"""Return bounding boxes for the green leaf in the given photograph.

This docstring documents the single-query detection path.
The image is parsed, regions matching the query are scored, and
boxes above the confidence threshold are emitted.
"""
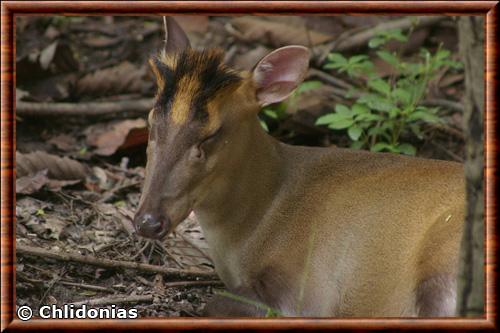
[384,29,408,42]
[346,88,360,99]
[388,107,401,119]
[296,81,322,94]
[397,143,417,155]
[358,94,395,112]
[349,55,369,64]
[350,141,364,149]
[407,110,442,123]
[328,118,354,129]
[263,109,278,119]
[371,142,393,152]
[260,119,269,132]
[355,113,384,122]
[352,104,369,115]
[410,124,424,139]
[316,113,340,125]
[392,88,411,105]
[444,59,463,70]
[114,200,126,207]
[369,36,386,48]
[402,63,425,77]
[368,79,391,96]
[435,49,451,61]
[324,63,344,70]
[327,53,348,64]
[335,104,352,117]
[376,50,399,67]
[348,126,363,141]
[368,126,389,136]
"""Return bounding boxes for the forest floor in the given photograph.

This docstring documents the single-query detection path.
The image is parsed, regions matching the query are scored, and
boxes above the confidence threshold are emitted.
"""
[15,15,465,317]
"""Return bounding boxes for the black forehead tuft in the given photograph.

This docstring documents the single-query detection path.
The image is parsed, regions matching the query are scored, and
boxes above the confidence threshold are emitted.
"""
[150,48,243,117]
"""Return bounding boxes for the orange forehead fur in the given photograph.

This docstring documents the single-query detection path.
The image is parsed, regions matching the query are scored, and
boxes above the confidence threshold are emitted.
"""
[150,48,244,130]
[148,58,165,94]
[170,75,200,125]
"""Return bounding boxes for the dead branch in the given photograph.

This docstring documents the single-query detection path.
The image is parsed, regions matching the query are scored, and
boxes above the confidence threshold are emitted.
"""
[429,141,464,162]
[16,99,153,117]
[163,280,224,288]
[17,244,217,279]
[72,294,153,306]
[422,98,464,114]
[18,274,116,293]
[336,16,446,52]
[318,16,445,64]
[308,68,354,91]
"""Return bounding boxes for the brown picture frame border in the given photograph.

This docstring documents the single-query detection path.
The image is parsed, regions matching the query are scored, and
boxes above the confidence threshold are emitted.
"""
[1,1,497,331]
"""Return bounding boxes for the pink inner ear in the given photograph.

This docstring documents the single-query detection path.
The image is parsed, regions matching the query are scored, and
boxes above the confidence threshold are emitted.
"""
[253,46,310,106]
[256,81,297,105]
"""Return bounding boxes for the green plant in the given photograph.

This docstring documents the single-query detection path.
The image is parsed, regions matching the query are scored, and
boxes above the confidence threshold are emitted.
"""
[215,290,282,317]
[316,28,462,155]
[260,80,322,132]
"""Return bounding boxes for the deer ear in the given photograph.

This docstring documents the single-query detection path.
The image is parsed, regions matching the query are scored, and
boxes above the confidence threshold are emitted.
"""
[252,46,310,106]
[164,17,191,55]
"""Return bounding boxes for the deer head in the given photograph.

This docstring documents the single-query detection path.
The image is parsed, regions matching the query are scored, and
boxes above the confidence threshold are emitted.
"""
[133,17,310,239]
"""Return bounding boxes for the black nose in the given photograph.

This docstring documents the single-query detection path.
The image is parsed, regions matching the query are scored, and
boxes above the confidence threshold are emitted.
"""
[134,213,169,239]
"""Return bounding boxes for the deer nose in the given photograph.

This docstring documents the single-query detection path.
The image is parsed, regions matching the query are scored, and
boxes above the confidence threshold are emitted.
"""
[134,213,170,239]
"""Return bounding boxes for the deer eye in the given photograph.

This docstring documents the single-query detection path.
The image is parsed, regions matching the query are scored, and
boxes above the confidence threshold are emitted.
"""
[200,128,222,146]
[190,128,222,162]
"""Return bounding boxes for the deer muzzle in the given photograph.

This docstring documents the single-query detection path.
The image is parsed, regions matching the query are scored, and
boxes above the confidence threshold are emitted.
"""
[133,212,170,239]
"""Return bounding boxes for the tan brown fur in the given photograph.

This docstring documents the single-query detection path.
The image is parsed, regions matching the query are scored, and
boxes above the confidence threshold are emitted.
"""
[138,47,465,318]
[188,76,465,316]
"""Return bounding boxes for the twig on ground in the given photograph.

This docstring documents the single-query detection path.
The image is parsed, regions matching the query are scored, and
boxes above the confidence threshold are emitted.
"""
[59,280,116,292]
[38,267,65,308]
[72,294,153,306]
[155,241,185,268]
[17,244,217,279]
[308,68,354,91]
[429,141,464,162]
[422,98,464,114]
[317,16,445,64]
[16,99,153,117]
[163,280,224,288]
[98,181,141,203]
[18,274,116,293]
[427,123,465,141]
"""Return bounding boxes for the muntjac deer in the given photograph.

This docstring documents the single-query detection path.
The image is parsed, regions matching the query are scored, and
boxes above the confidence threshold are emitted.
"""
[134,17,465,317]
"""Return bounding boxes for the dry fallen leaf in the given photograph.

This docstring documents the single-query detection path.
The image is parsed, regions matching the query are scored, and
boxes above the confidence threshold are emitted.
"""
[228,17,333,48]
[231,45,270,71]
[16,151,89,180]
[175,16,209,33]
[25,216,68,240]
[47,134,77,151]
[16,170,49,195]
[86,118,147,156]
[45,179,81,192]
[16,40,79,85]
[75,62,148,97]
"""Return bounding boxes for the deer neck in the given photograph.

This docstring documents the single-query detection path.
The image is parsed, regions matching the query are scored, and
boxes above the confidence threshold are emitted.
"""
[193,116,285,250]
